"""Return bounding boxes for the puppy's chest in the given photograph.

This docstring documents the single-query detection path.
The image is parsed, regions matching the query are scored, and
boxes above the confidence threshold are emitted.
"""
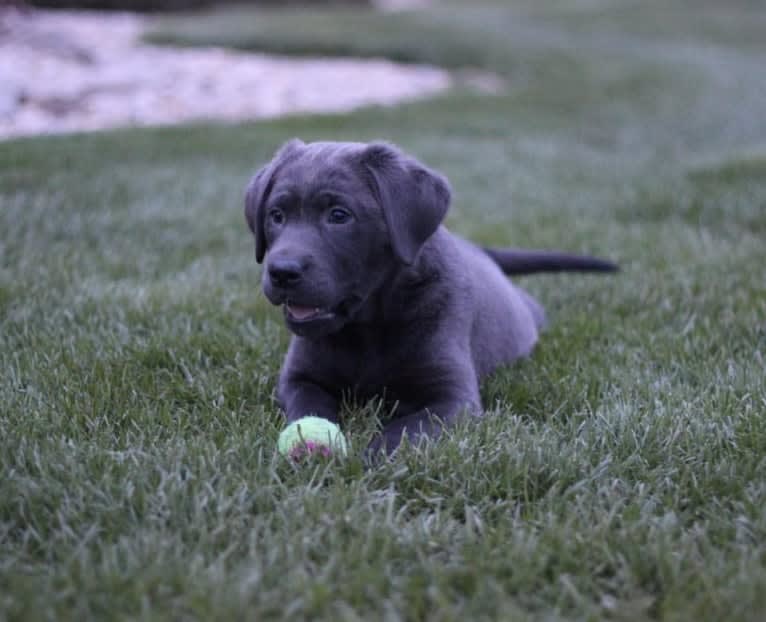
[322,334,420,401]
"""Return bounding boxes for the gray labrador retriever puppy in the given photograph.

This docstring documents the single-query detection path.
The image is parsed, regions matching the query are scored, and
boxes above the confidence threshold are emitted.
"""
[245,139,616,455]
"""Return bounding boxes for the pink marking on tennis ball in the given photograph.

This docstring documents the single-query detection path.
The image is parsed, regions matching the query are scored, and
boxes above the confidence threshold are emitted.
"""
[288,440,333,460]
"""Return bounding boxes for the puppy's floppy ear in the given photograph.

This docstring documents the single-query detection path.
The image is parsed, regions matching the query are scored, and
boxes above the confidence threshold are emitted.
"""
[360,142,451,265]
[244,139,305,263]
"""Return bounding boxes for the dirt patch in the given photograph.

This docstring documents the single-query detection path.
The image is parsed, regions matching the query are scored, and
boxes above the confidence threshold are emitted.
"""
[0,6,453,139]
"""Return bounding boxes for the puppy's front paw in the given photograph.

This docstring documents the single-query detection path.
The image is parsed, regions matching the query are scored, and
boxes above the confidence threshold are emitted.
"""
[364,421,416,463]
[364,433,389,460]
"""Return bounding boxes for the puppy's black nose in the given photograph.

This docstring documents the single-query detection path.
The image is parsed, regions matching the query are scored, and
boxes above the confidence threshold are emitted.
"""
[268,259,303,288]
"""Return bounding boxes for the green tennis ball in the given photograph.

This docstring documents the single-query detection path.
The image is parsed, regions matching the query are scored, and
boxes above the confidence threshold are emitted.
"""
[277,416,348,459]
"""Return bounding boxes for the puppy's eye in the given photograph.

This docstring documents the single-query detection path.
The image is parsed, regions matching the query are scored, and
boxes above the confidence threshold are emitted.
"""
[268,208,285,225]
[327,207,352,225]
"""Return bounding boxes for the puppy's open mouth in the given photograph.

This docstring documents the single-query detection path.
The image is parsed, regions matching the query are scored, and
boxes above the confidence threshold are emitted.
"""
[284,303,335,323]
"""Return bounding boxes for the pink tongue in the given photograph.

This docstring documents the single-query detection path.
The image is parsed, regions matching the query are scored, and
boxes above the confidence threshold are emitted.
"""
[288,305,318,320]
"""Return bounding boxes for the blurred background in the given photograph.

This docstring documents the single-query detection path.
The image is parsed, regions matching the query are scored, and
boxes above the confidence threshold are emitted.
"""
[25,0,372,9]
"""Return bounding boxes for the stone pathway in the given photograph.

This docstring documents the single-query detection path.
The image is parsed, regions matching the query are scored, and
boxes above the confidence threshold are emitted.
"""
[0,5,452,140]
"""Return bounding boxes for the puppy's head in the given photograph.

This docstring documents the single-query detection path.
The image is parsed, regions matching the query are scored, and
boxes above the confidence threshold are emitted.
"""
[245,139,450,338]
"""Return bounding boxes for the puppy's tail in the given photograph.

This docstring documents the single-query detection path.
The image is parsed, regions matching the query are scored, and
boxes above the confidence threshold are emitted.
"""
[484,247,618,275]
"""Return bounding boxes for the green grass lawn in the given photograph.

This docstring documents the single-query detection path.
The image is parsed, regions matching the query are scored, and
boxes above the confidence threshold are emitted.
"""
[3,0,766,619]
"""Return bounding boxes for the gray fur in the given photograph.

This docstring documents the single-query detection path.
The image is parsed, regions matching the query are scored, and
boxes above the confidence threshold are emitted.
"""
[245,140,614,456]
